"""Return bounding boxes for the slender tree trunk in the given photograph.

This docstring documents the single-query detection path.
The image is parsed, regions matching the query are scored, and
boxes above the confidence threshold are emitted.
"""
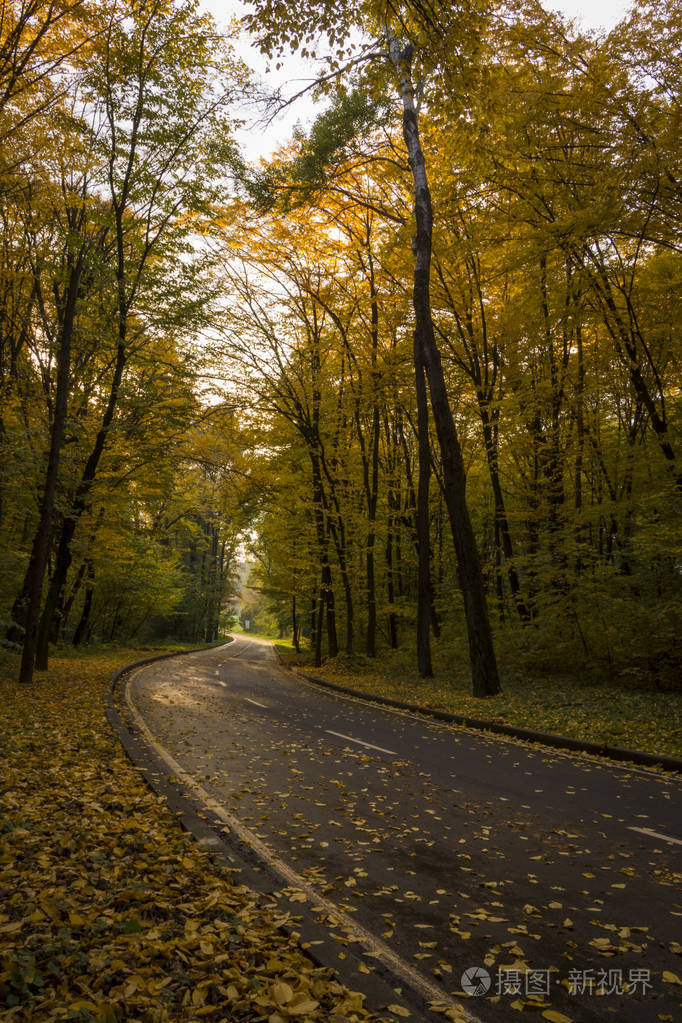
[389,40,500,696]
[35,337,127,668]
[310,596,318,663]
[324,563,338,657]
[587,257,681,490]
[493,518,505,621]
[310,451,338,662]
[314,582,325,667]
[215,538,227,638]
[414,345,433,677]
[108,601,122,642]
[204,523,218,643]
[318,474,354,654]
[574,322,586,573]
[292,593,300,652]
[385,505,399,648]
[365,501,377,656]
[382,408,400,649]
[18,254,83,683]
[365,251,381,657]
[340,565,354,654]
[59,554,88,638]
[479,405,530,621]
[72,562,94,647]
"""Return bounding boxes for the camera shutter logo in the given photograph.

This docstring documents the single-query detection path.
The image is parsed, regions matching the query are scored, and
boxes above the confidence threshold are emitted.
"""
[461,966,491,996]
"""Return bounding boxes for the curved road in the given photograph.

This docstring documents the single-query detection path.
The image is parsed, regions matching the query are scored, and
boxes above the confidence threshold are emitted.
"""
[125,636,682,1023]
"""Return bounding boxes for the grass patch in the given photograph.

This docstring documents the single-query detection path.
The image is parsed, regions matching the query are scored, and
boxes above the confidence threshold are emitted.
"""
[232,627,296,647]
[0,647,374,1022]
[282,647,682,760]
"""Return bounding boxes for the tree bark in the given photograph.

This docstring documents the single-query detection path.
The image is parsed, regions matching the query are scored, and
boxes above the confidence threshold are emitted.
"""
[35,335,127,669]
[17,251,83,683]
[414,343,433,677]
[72,562,94,647]
[310,449,338,663]
[365,248,381,656]
[479,404,530,621]
[389,39,500,696]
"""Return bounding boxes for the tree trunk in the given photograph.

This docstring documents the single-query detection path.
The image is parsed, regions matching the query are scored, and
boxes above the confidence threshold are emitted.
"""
[479,404,530,621]
[324,562,338,658]
[310,450,338,660]
[18,253,83,684]
[314,583,324,667]
[310,596,319,664]
[72,562,95,647]
[587,257,681,491]
[318,473,354,654]
[292,593,300,652]
[414,343,433,677]
[389,40,500,696]
[35,337,127,669]
[365,250,381,657]
[59,554,88,639]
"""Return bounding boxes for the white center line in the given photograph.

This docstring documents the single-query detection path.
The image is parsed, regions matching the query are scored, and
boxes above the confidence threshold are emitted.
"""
[629,826,682,846]
[124,673,481,1023]
[245,697,267,708]
[325,729,397,756]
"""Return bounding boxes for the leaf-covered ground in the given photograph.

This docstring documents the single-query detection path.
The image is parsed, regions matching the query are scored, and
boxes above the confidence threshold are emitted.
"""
[0,649,378,1023]
[277,649,682,761]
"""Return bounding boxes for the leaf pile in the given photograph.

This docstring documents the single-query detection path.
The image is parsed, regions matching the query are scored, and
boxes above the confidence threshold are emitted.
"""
[281,650,682,760]
[0,650,377,1023]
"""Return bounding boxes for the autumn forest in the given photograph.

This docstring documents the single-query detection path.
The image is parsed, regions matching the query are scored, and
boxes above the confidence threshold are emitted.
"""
[1,0,680,698]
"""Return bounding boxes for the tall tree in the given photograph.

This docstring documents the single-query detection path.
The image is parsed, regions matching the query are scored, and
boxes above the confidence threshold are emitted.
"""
[28,0,241,675]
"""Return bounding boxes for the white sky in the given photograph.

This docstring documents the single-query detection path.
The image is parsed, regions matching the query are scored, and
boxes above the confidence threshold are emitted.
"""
[201,0,634,159]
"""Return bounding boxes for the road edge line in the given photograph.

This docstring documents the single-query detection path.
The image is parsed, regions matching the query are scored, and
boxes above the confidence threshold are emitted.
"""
[290,670,682,775]
[105,647,484,1023]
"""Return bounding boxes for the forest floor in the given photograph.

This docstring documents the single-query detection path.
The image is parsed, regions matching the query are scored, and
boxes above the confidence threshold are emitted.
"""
[276,646,682,761]
[0,646,378,1023]
[3,640,677,1020]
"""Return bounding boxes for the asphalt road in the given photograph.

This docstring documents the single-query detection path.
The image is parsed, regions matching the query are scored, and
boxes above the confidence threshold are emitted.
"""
[127,636,682,1023]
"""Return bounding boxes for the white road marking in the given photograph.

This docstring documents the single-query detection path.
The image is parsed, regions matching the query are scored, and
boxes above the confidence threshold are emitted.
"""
[629,826,682,846]
[295,674,677,782]
[245,698,267,708]
[124,670,480,1023]
[325,729,397,756]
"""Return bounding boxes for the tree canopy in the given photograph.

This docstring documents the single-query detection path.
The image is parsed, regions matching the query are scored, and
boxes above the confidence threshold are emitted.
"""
[0,0,680,697]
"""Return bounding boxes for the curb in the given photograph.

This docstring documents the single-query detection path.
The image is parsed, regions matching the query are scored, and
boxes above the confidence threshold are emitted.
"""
[293,671,682,775]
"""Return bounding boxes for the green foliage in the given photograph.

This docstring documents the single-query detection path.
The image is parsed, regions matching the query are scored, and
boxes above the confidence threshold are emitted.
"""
[1,0,681,712]
[224,0,682,707]
[242,82,392,211]
[287,85,391,192]
[0,0,247,664]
